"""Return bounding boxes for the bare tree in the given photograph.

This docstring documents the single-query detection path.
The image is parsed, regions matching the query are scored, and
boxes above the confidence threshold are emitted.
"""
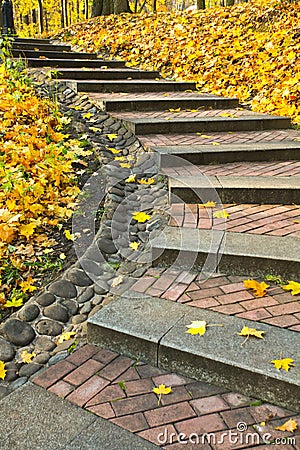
[91,0,131,16]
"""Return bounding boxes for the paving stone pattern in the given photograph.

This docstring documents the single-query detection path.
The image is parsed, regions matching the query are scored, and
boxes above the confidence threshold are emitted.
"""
[164,161,300,178]
[168,203,300,237]
[33,344,300,449]
[139,130,300,147]
[131,268,300,331]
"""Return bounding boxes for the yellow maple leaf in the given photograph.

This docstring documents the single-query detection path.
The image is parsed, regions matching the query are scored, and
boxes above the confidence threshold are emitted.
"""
[120,163,131,168]
[239,326,265,339]
[0,361,7,380]
[275,418,298,432]
[132,211,151,223]
[114,156,125,161]
[83,112,93,119]
[153,384,172,406]
[220,112,235,117]
[106,133,118,141]
[199,201,216,208]
[196,133,211,138]
[213,210,229,219]
[57,331,76,344]
[107,147,121,154]
[59,253,66,260]
[153,384,172,395]
[137,178,155,185]
[282,280,300,296]
[21,350,36,364]
[271,357,295,371]
[19,276,37,293]
[244,279,269,297]
[125,174,136,183]
[186,320,207,335]
[4,297,23,308]
[130,241,140,250]
[186,109,199,112]
[64,229,75,241]
[89,126,101,132]
[168,107,181,112]
[19,223,37,240]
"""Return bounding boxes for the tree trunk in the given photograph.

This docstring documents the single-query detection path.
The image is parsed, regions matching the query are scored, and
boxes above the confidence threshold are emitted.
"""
[197,0,205,9]
[85,0,89,18]
[37,0,43,33]
[61,0,65,27]
[226,0,234,5]
[91,0,131,16]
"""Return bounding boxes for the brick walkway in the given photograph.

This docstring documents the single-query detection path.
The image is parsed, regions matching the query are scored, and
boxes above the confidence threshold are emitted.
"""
[168,203,300,237]
[139,130,300,147]
[114,108,261,120]
[131,268,300,331]
[164,161,300,177]
[33,344,300,449]
[89,91,226,101]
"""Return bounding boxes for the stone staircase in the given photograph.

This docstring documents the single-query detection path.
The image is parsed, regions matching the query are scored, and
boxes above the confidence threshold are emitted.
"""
[12,37,300,411]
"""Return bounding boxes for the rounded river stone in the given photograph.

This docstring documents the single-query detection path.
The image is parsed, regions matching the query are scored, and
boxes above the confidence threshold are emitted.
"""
[3,319,35,346]
[49,280,77,298]
[36,319,63,336]
[44,305,70,323]
[0,337,15,361]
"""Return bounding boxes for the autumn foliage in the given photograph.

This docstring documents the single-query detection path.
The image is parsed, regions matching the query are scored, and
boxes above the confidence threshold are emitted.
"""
[58,0,300,124]
[0,65,82,311]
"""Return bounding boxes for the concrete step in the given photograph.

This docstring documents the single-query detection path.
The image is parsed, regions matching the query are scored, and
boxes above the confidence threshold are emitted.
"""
[150,226,300,279]
[12,49,98,60]
[5,37,50,44]
[12,42,71,52]
[55,68,160,80]
[169,174,300,204]
[87,293,300,411]
[67,79,197,93]
[156,141,300,165]
[102,95,239,112]
[119,115,291,135]
[25,58,126,68]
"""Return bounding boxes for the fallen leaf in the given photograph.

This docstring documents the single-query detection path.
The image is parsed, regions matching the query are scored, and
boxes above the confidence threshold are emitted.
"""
[120,163,131,168]
[19,223,37,240]
[153,384,172,406]
[244,279,269,297]
[111,275,124,287]
[168,107,181,112]
[239,326,265,339]
[107,147,121,154]
[132,211,151,223]
[0,361,7,380]
[125,174,136,183]
[282,280,300,295]
[83,113,93,119]
[196,133,211,138]
[106,133,118,141]
[137,178,155,185]
[212,142,220,146]
[198,201,216,208]
[186,320,207,335]
[275,418,298,432]
[59,253,66,260]
[213,210,229,219]
[57,332,76,344]
[64,229,75,241]
[271,357,295,371]
[153,384,172,395]
[20,350,36,364]
[130,241,140,250]
[4,297,23,308]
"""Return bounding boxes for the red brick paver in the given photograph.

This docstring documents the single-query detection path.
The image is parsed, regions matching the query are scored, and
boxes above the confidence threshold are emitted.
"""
[131,268,300,331]
[32,344,300,448]
[167,203,300,237]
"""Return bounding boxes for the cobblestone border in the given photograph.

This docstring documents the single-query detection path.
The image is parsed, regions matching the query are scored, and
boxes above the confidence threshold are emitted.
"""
[0,68,169,394]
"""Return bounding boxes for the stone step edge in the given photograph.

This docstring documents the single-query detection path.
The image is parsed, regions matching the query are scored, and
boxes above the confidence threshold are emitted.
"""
[87,293,300,412]
[150,227,300,278]
[169,175,300,204]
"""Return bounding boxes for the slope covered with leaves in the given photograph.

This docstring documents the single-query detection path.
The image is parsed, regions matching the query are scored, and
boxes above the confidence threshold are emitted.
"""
[0,65,85,314]
[58,0,300,124]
